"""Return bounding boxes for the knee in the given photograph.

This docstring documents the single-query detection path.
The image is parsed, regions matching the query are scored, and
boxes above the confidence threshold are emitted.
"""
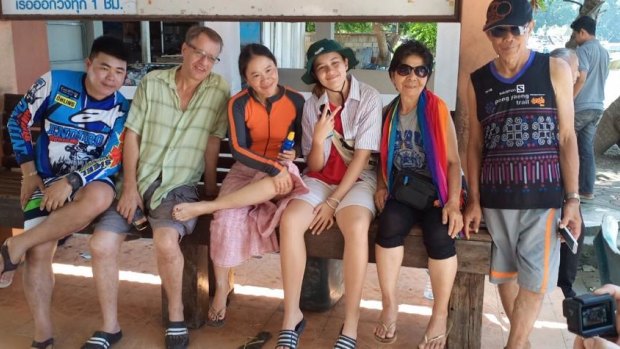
[89,234,120,260]
[424,235,456,260]
[154,237,181,261]
[80,185,114,215]
[25,242,56,265]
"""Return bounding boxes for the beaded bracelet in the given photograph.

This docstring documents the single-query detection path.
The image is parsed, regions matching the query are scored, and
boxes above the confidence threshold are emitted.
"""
[325,200,338,210]
[326,197,341,206]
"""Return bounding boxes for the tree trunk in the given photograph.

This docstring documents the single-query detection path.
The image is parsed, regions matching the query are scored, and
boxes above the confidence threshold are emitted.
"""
[373,23,390,66]
[565,0,605,48]
[594,95,620,155]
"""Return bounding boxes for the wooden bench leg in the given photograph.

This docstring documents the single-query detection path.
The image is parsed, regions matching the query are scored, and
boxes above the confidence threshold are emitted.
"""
[300,257,344,312]
[447,271,485,349]
[161,240,210,329]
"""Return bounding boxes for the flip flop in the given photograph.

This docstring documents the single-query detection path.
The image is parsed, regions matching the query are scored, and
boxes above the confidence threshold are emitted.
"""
[1,241,20,284]
[31,337,54,349]
[206,306,226,328]
[373,321,397,344]
[237,331,272,349]
[420,322,453,349]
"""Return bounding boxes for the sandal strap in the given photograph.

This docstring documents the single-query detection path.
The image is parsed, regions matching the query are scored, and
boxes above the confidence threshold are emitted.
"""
[81,330,122,349]
[1,242,19,273]
[275,329,299,348]
[334,334,356,349]
[31,338,54,349]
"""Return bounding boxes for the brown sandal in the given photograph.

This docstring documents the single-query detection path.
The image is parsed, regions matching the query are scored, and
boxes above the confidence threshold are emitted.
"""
[373,321,397,344]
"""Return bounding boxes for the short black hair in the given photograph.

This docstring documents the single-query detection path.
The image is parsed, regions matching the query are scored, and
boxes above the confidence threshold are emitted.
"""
[89,36,128,62]
[238,43,277,80]
[388,40,434,79]
[571,16,597,36]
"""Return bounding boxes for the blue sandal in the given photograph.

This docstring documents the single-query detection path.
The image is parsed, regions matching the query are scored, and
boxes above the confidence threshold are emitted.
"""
[333,327,356,349]
[275,318,306,349]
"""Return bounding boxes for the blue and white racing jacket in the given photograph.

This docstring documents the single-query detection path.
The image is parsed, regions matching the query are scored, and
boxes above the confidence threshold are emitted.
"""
[7,70,129,188]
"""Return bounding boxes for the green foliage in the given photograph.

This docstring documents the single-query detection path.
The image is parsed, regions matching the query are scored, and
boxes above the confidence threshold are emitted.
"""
[306,22,315,32]
[336,22,373,33]
[399,23,437,53]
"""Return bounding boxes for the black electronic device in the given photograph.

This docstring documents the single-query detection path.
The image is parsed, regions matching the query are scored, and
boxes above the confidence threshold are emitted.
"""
[563,293,617,338]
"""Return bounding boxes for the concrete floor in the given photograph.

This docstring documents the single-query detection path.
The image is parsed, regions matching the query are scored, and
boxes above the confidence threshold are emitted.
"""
[0,234,576,349]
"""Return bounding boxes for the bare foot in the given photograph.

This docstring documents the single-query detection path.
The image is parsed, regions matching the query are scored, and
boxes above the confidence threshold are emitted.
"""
[172,202,212,221]
[419,313,450,349]
[206,284,230,327]
[0,269,15,288]
[374,306,398,343]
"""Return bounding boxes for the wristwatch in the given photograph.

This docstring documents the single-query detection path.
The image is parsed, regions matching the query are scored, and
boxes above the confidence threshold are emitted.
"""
[564,192,581,204]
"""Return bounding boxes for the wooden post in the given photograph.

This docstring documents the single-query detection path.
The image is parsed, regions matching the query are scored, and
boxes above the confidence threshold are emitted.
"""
[447,271,485,349]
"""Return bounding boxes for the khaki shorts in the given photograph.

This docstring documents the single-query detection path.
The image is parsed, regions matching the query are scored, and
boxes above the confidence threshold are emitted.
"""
[294,176,376,216]
[95,180,200,237]
[484,208,561,294]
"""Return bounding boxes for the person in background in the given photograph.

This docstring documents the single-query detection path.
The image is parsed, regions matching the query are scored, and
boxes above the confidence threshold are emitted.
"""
[570,15,610,201]
[373,40,463,348]
[276,38,382,349]
[172,43,308,327]
[1,36,129,349]
[84,25,229,349]
[550,47,588,300]
[464,1,582,348]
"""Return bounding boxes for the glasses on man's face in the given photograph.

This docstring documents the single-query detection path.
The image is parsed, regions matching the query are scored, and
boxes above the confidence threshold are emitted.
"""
[487,25,528,38]
[186,42,220,64]
[395,64,430,78]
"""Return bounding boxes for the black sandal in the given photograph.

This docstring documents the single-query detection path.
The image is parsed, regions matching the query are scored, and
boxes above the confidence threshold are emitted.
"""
[165,321,189,349]
[31,337,54,349]
[275,318,306,349]
[1,241,19,277]
[81,330,123,349]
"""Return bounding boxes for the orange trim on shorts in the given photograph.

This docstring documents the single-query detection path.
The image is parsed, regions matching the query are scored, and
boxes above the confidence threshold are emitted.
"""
[490,270,518,279]
[539,208,556,293]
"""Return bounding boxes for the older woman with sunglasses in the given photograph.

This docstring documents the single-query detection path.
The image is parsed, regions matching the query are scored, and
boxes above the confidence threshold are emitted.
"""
[373,40,464,349]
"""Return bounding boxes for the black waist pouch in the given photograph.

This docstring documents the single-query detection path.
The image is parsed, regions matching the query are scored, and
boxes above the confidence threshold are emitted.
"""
[392,170,437,210]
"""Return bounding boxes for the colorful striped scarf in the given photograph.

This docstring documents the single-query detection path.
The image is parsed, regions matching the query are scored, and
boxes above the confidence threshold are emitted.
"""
[380,89,450,206]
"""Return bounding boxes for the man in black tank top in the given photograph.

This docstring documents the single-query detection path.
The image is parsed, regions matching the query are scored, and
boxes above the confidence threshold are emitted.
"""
[463,1,582,348]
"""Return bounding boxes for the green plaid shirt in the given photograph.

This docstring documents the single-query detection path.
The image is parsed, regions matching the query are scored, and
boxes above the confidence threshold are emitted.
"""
[125,66,230,209]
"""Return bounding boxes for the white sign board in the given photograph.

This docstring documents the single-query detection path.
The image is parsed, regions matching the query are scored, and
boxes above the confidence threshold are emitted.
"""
[2,0,136,15]
[2,0,457,18]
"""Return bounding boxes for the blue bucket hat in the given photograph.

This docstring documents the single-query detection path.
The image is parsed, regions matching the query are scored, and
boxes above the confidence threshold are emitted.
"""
[301,38,359,85]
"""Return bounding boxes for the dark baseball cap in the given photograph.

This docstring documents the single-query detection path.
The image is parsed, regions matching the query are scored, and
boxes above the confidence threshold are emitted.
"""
[301,39,359,85]
[483,0,533,31]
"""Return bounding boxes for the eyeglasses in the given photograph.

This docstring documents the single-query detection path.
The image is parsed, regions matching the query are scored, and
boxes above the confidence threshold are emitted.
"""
[487,25,528,38]
[395,64,430,78]
[186,42,221,64]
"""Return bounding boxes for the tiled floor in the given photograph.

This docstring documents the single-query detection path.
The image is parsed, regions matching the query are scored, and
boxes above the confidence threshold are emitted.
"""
[0,234,576,348]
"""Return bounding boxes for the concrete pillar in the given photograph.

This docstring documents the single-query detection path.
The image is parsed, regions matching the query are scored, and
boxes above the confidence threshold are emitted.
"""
[456,0,496,166]
[10,21,50,93]
[434,22,461,111]
[203,21,241,94]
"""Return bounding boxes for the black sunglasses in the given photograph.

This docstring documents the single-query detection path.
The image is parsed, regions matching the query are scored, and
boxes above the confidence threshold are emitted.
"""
[488,25,528,38]
[395,64,430,78]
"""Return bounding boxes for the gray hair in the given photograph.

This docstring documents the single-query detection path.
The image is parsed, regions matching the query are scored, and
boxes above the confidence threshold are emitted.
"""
[550,48,577,63]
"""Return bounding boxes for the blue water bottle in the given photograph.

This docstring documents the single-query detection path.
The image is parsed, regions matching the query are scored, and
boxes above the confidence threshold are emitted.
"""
[281,131,295,152]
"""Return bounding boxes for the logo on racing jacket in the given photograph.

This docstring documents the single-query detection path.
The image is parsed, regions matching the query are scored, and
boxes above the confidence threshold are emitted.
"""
[70,104,124,130]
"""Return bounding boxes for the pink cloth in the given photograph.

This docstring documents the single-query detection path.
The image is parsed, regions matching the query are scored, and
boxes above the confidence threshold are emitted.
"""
[209,161,309,267]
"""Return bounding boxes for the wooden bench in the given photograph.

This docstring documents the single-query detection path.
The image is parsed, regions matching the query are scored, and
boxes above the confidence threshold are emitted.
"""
[1,93,492,348]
